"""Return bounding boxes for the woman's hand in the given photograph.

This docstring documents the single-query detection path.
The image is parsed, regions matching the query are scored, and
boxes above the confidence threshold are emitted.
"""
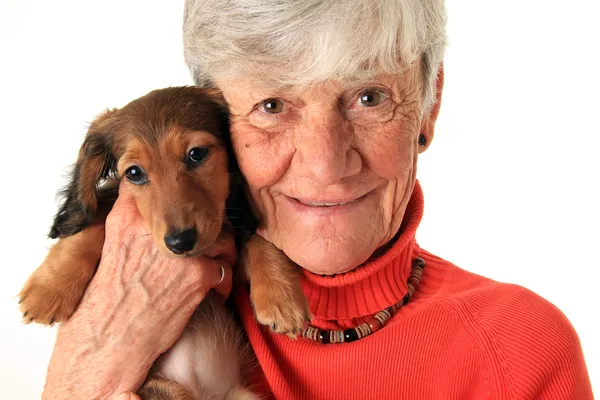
[42,185,236,400]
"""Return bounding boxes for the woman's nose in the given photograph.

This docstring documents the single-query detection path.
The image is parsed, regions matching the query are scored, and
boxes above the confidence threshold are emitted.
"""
[292,116,362,185]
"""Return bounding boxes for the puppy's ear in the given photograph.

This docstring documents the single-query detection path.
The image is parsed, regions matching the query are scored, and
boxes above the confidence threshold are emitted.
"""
[49,109,119,238]
[203,88,257,234]
[202,88,235,169]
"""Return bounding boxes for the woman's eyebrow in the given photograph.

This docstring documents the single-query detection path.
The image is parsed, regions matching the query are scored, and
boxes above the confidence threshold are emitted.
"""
[240,89,290,105]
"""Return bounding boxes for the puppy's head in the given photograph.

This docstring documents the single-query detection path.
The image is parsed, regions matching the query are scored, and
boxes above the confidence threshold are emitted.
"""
[51,86,231,257]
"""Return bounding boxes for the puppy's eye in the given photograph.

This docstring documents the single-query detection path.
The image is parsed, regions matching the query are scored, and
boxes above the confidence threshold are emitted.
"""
[187,147,209,165]
[124,165,147,185]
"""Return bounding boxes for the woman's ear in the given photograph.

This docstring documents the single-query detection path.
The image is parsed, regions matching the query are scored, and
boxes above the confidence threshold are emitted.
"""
[49,109,119,238]
[419,63,444,153]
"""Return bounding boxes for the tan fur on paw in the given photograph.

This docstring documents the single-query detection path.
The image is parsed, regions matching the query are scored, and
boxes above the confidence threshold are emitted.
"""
[244,234,312,338]
[138,377,194,400]
[250,279,312,339]
[19,231,102,325]
[19,270,84,325]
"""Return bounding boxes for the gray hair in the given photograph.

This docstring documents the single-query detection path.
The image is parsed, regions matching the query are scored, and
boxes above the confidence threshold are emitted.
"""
[183,0,446,114]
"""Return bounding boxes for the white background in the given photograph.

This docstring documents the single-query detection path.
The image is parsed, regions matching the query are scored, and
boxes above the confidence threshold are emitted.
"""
[0,0,598,398]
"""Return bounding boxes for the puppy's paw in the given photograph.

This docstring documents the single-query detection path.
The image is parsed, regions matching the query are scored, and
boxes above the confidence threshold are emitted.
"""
[138,378,194,400]
[250,280,312,339]
[18,232,102,326]
[19,266,87,325]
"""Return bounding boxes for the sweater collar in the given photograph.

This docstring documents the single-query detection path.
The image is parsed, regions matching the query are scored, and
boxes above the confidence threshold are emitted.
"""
[300,180,424,321]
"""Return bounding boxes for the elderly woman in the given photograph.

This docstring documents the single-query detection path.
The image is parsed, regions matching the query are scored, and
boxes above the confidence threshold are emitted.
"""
[42,0,593,399]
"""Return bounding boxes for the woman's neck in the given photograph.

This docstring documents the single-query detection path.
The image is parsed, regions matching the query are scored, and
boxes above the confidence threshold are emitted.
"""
[298,180,425,327]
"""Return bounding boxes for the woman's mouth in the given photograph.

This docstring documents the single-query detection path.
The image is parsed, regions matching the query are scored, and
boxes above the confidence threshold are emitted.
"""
[297,200,350,207]
[284,191,373,215]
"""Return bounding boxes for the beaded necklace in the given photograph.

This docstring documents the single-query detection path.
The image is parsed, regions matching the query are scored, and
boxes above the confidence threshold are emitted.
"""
[302,257,425,344]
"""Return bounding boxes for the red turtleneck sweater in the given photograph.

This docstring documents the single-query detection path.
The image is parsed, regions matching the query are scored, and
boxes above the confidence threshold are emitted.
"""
[233,182,593,399]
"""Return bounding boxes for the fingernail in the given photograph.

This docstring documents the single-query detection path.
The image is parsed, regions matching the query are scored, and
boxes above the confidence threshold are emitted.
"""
[116,393,132,400]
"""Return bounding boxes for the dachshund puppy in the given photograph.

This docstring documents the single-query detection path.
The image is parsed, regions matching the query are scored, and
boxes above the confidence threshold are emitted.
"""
[18,87,311,399]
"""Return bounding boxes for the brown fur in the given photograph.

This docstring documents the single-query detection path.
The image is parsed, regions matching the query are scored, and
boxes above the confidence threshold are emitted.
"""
[244,235,312,337]
[19,213,106,325]
[18,87,310,400]
[138,378,195,400]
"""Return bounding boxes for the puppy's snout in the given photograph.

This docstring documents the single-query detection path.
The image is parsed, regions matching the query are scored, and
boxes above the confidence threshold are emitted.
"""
[164,228,197,254]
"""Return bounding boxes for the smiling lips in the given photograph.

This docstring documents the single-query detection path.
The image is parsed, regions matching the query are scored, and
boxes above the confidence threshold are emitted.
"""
[300,201,350,207]
[292,191,371,208]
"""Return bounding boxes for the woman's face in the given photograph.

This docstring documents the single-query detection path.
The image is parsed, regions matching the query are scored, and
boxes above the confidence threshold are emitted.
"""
[218,63,436,274]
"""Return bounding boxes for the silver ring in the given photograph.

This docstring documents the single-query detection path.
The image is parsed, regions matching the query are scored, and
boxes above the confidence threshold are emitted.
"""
[216,264,225,286]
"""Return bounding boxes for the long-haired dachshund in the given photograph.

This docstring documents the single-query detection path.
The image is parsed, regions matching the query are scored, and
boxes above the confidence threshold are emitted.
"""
[18,87,311,400]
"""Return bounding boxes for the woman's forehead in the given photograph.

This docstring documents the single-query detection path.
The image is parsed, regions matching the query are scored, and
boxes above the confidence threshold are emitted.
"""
[216,65,419,101]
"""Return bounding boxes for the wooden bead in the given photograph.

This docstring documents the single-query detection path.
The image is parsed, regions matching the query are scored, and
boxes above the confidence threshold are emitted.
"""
[319,330,330,344]
[402,293,410,305]
[374,313,386,326]
[369,318,383,333]
[311,326,319,341]
[300,257,425,344]
[344,329,359,342]
[330,330,342,343]
[410,269,422,281]
[357,323,371,338]
[381,309,392,320]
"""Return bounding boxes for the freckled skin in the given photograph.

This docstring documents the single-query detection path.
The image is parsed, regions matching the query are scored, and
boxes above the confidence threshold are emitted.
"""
[217,62,441,275]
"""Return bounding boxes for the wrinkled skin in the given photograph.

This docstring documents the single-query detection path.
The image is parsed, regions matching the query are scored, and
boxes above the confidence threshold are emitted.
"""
[218,61,443,274]
[42,62,443,399]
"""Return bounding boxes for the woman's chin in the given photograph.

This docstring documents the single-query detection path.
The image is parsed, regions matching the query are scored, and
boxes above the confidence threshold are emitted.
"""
[303,263,358,276]
[284,245,373,276]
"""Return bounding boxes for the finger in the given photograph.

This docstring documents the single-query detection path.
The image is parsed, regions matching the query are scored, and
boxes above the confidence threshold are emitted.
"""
[212,262,233,299]
[204,229,238,266]
[105,184,143,237]
[191,258,233,299]
[110,183,139,222]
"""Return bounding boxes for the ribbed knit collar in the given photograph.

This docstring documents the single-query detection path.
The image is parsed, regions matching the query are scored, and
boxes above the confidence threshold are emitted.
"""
[300,180,424,322]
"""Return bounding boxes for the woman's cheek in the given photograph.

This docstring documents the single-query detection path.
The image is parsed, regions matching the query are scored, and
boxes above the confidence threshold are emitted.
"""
[238,141,293,189]
[230,121,294,218]
[231,122,275,185]
[357,123,415,180]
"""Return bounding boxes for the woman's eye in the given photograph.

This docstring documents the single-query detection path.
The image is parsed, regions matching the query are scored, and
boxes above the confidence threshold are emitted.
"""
[188,147,209,164]
[358,90,385,107]
[260,98,285,114]
[124,165,147,185]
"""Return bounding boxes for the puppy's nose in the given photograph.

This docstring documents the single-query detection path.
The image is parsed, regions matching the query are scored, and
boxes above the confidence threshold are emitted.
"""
[164,228,197,254]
